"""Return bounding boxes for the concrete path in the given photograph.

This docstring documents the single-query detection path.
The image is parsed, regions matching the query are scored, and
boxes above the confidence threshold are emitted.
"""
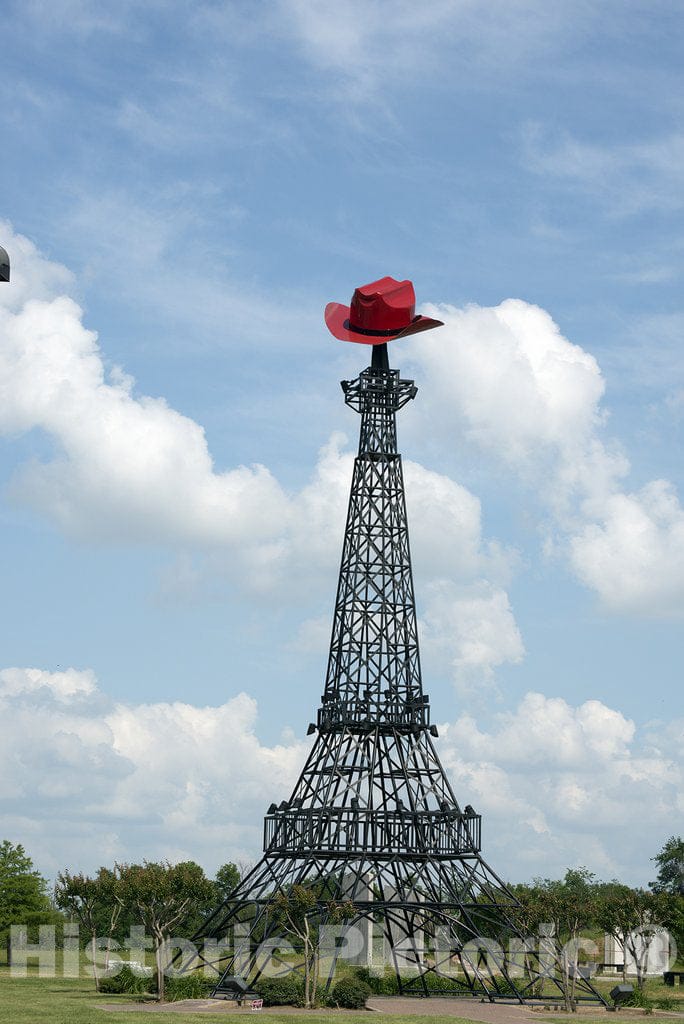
[368,996,541,1021]
[99,996,683,1019]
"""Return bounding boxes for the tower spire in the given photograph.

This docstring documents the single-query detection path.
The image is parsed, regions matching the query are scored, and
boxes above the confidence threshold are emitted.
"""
[321,349,425,735]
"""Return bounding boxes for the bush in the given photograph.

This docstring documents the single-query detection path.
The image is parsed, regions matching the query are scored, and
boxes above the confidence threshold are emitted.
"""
[330,977,371,1009]
[98,965,155,995]
[344,966,399,994]
[255,975,304,1006]
[620,987,652,1009]
[347,967,384,994]
[165,972,214,1001]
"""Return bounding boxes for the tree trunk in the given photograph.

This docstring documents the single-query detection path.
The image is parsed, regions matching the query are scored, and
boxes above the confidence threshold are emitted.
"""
[627,937,645,990]
[91,932,100,991]
[561,949,572,1012]
[303,917,313,1008]
[310,947,319,1008]
[569,950,578,1010]
[155,933,165,1002]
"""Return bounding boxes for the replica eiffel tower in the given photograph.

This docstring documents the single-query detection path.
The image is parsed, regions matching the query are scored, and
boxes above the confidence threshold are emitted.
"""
[192,279,603,1004]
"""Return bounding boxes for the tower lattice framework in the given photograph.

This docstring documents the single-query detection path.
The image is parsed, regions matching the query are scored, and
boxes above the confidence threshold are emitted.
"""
[192,345,603,1003]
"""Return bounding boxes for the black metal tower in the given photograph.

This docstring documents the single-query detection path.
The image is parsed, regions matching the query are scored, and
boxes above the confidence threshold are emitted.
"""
[192,343,602,1003]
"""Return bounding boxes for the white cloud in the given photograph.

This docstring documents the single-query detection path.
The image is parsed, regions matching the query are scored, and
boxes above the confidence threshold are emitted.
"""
[0,223,291,550]
[2,298,289,546]
[570,481,684,615]
[420,580,524,697]
[281,1,593,103]
[0,223,521,689]
[405,458,513,583]
[0,666,308,877]
[1,669,678,886]
[407,298,684,616]
[0,667,97,703]
[438,692,683,882]
[522,124,684,216]
[406,298,617,488]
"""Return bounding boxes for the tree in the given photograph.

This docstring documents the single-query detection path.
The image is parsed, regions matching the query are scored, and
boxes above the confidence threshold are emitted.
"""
[116,860,214,1002]
[651,837,684,896]
[271,885,354,1008]
[55,867,123,990]
[530,869,599,1010]
[0,840,51,963]
[596,883,671,990]
[213,862,241,904]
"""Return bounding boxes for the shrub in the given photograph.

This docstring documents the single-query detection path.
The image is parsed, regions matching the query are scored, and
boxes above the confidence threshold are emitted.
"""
[620,987,652,1009]
[98,965,155,995]
[165,973,214,1001]
[345,966,399,994]
[255,975,304,1006]
[330,977,371,1009]
[347,967,384,994]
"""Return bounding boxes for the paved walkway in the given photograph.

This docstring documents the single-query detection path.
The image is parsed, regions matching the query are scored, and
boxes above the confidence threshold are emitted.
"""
[368,997,540,1021]
[100,998,537,1017]
[99,996,684,1019]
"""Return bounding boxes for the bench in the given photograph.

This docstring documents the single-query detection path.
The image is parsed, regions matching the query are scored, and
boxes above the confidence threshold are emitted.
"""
[212,975,262,1003]
[663,971,684,987]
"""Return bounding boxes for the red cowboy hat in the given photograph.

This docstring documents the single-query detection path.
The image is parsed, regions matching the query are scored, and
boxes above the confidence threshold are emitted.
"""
[325,276,443,345]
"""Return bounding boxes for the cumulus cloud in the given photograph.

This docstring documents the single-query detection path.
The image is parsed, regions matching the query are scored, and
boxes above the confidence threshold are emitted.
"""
[0,222,520,690]
[0,666,308,877]
[1,668,678,885]
[571,481,684,616]
[406,299,684,616]
[0,285,289,548]
[438,692,683,882]
[420,580,524,697]
[0,666,97,702]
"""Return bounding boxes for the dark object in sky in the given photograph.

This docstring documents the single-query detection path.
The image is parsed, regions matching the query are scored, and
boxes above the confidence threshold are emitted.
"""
[325,276,443,344]
[0,246,9,282]
[181,319,605,1008]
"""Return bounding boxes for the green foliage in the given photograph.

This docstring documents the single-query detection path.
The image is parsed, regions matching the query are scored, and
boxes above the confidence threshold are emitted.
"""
[255,975,304,1005]
[55,867,121,935]
[0,840,51,938]
[116,859,215,1001]
[651,836,684,895]
[345,966,470,996]
[650,836,684,956]
[213,862,241,903]
[116,859,215,936]
[348,966,390,994]
[596,882,673,989]
[97,964,154,995]
[329,976,371,1008]
[270,883,355,1007]
[164,972,214,1001]
[620,985,652,1009]
[20,908,67,946]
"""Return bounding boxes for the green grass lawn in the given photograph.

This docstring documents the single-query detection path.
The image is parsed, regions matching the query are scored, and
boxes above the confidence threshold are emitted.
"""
[3,973,684,1024]
[0,969,479,1024]
[2,962,682,1024]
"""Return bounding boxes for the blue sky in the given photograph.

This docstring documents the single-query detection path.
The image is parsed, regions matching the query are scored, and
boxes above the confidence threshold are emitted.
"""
[0,1,682,886]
